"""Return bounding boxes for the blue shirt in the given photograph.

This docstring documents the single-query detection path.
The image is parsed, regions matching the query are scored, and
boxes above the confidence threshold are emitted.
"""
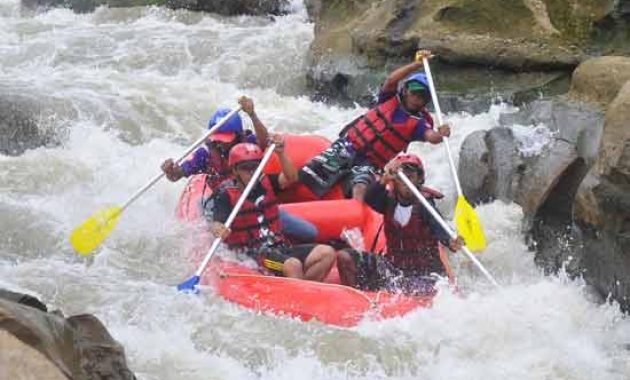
[180,132,257,177]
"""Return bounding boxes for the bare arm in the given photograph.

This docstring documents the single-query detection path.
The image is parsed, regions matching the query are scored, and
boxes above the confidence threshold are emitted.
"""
[239,96,269,149]
[382,61,424,93]
[381,50,432,93]
[271,134,297,189]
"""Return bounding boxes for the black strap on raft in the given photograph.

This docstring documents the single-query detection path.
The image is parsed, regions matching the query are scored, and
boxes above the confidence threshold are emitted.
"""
[299,163,349,198]
[369,221,384,253]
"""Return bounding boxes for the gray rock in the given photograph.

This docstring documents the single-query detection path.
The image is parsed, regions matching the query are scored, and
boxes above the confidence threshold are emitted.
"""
[0,289,136,380]
[486,128,521,203]
[499,99,605,164]
[526,61,630,312]
[0,288,47,312]
[458,130,490,203]
[459,97,604,231]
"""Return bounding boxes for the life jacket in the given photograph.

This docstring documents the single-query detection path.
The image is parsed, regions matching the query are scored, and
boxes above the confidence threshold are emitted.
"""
[204,144,232,188]
[221,176,285,250]
[383,186,445,274]
[345,96,433,168]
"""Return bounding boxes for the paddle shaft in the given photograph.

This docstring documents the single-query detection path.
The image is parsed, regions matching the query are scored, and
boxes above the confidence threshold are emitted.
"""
[397,171,499,287]
[120,107,243,212]
[193,144,277,277]
[421,58,463,197]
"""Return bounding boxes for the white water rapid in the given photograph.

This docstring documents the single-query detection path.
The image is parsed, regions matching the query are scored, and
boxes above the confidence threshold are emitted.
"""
[1,1,629,379]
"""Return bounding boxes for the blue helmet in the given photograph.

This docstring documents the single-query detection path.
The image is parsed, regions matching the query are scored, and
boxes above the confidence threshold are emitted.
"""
[208,108,243,133]
[404,73,430,89]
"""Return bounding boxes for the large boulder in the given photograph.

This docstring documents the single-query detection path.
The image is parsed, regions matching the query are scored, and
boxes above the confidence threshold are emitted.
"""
[0,289,136,380]
[570,81,630,311]
[458,98,604,225]
[21,0,288,15]
[514,56,630,311]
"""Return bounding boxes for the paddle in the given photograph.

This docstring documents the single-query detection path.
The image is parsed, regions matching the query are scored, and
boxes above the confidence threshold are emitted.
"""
[177,144,277,293]
[70,107,243,255]
[397,171,500,288]
[420,56,487,252]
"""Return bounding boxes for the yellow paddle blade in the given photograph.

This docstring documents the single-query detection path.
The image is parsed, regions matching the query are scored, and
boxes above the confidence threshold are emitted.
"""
[454,196,486,253]
[70,207,123,255]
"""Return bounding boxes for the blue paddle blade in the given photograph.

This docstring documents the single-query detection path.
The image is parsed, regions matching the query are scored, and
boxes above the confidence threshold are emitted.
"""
[177,275,200,293]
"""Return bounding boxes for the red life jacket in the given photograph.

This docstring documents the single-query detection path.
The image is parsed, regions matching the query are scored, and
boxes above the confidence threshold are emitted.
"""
[221,176,285,250]
[383,186,445,274]
[346,96,433,168]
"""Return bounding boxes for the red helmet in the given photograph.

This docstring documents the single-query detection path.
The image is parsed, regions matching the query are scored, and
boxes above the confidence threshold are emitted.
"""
[228,143,264,168]
[394,153,423,169]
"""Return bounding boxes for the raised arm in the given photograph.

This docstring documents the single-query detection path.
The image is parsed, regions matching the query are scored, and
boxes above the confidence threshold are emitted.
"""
[271,134,298,189]
[381,50,432,93]
[239,96,269,149]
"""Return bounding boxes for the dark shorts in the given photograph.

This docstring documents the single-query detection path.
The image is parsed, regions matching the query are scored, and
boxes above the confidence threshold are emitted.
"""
[341,163,378,198]
[347,250,439,296]
[248,244,316,276]
[299,137,379,198]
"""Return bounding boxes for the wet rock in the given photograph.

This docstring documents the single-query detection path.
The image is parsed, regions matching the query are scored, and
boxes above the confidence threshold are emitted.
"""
[459,99,603,225]
[570,81,630,311]
[457,131,490,203]
[592,0,630,56]
[21,0,288,15]
[0,288,47,312]
[0,289,136,380]
[522,57,630,312]
[0,95,53,156]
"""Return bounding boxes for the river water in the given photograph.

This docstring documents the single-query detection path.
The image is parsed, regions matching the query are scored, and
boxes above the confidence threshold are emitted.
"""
[1,1,629,379]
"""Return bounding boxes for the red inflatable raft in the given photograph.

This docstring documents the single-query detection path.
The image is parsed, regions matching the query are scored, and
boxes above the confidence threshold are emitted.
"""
[176,134,434,327]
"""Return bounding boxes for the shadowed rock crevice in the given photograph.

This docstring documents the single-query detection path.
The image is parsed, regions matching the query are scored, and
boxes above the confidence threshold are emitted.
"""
[530,157,589,275]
